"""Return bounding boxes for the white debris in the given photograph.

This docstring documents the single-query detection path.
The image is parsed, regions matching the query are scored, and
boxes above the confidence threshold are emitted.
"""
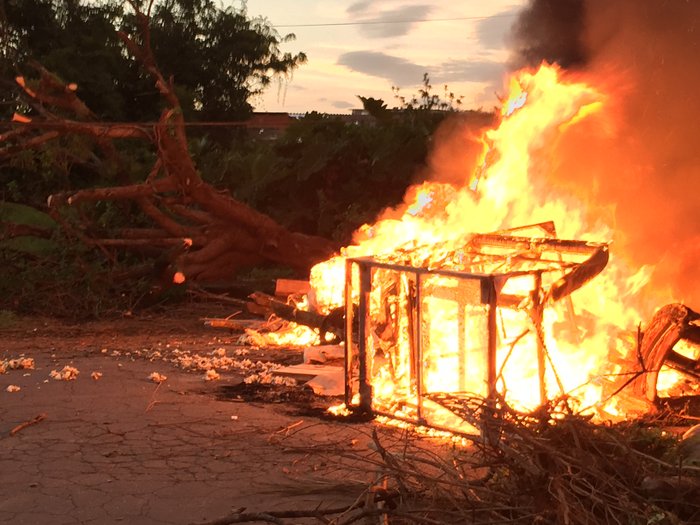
[148,372,167,383]
[49,366,79,381]
[204,369,220,381]
[1,357,35,374]
[91,371,103,381]
[244,372,297,387]
[6,385,20,393]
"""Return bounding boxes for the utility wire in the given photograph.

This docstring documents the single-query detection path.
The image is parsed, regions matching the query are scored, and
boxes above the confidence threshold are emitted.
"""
[274,14,519,29]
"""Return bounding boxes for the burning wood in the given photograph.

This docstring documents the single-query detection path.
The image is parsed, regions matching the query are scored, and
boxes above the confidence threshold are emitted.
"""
[289,64,700,434]
[632,303,700,401]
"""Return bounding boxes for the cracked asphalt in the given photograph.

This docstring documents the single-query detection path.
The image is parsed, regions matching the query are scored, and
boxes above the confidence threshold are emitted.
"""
[0,311,371,524]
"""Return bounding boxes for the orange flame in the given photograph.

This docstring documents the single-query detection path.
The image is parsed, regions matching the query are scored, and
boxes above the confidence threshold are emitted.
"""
[307,63,676,423]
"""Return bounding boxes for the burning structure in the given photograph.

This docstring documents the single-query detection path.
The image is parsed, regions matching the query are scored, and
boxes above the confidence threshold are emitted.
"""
[264,62,700,435]
[341,227,610,434]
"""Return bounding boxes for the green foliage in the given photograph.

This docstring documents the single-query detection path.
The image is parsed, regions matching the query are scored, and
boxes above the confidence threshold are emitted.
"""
[0,0,493,320]
[0,0,306,121]
[0,228,153,319]
[0,201,57,230]
[196,104,478,243]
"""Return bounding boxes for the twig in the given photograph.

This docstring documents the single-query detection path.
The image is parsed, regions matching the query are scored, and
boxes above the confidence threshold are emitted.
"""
[193,504,358,525]
[10,413,47,436]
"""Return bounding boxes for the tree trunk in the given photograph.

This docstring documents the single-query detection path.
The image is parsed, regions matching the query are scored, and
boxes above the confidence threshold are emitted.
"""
[2,3,338,286]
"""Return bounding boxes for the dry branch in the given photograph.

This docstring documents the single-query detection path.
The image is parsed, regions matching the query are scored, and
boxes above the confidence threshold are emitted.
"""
[4,1,337,288]
[9,413,47,436]
[358,398,700,524]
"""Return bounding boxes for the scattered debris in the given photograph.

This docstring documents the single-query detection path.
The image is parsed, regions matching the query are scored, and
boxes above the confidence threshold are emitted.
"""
[273,364,344,396]
[49,365,79,381]
[129,345,284,387]
[244,372,296,387]
[303,344,343,364]
[91,371,103,381]
[148,372,167,383]
[204,369,220,381]
[6,385,20,393]
[1,357,35,374]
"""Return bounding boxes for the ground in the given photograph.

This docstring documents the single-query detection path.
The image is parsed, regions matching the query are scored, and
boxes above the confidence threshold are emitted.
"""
[0,303,379,525]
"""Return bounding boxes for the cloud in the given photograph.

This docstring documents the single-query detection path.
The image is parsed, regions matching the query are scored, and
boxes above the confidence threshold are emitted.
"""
[338,50,505,87]
[331,100,354,109]
[437,59,506,83]
[338,51,427,86]
[346,1,372,15]
[475,8,522,50]
[345,4,434,38]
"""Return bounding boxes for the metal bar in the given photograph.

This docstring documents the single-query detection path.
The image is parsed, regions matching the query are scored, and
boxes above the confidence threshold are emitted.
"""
[357,262,373,415]
[415,270,424,423]
[348,257,535,281]
[486,277,498,398]
[344,258,354,406]
[533,271,547,405]
[484,277,500,445]
[470,233,607,255]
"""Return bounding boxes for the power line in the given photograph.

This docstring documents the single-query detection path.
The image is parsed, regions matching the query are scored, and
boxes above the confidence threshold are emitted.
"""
[274,13,519,29]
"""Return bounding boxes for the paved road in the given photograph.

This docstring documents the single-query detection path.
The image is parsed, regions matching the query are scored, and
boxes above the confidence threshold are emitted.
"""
[0,324,368,524]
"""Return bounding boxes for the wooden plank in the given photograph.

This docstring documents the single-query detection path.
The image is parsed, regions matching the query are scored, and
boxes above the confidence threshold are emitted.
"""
[275,279,310,297]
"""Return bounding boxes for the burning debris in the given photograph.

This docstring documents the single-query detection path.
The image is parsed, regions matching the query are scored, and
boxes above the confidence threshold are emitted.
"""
[218,63,700,439]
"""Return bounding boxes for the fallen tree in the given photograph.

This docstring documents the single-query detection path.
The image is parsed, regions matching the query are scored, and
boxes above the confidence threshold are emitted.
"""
[1,1,337,286]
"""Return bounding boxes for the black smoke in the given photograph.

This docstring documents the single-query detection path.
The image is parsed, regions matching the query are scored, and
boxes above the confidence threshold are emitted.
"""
[509,0,587,69]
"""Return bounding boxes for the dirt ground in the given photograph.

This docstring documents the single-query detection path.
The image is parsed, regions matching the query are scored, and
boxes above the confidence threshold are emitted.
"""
[0,302,387,525]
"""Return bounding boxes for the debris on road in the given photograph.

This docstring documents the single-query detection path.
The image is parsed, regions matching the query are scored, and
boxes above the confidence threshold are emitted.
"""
[1,357,35,373]
[148,371,167,383]
[49,365,79,381]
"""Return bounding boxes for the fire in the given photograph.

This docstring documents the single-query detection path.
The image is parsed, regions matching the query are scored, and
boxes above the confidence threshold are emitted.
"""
[306,63,669,426]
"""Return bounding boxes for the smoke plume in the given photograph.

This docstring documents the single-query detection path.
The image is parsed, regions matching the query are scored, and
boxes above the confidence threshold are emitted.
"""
[507,0,700,307]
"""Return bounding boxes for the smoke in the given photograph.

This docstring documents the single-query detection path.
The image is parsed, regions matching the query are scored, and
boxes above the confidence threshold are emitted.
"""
[507,0,700,307]
[509,0,587,69]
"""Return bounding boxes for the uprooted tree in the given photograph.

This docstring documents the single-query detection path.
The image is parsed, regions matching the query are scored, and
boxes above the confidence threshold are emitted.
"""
[0,0,338,285]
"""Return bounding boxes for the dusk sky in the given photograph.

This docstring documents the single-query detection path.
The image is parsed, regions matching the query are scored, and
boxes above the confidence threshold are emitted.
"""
[236,1,528,114]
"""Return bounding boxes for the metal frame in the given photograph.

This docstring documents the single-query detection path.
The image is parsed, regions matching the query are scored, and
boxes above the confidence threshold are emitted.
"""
[342,229,609,435]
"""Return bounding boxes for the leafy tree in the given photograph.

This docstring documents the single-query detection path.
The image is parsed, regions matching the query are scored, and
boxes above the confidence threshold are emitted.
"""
[0,0,306,121]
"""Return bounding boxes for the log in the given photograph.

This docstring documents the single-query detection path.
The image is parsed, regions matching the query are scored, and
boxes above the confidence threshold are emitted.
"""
[247,292,344,342]
[630,303,700,402]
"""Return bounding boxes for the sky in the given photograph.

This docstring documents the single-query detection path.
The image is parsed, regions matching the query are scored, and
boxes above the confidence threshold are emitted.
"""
[231,1,528,114]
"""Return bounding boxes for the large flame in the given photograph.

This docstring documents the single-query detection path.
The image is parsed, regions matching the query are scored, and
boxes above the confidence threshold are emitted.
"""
[307,63,678,422]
